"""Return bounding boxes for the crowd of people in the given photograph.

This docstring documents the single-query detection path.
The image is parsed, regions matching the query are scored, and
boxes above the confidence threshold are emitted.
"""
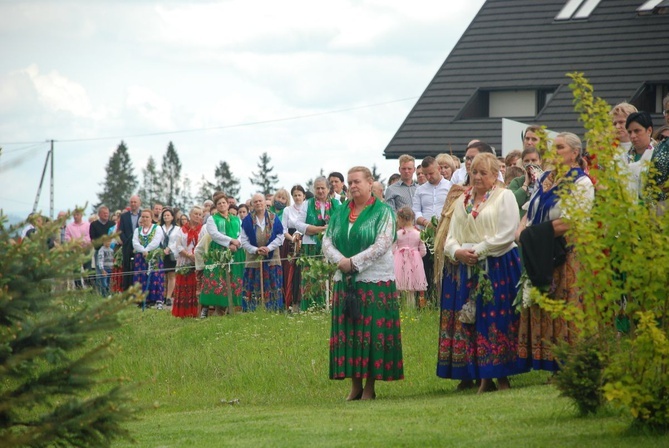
[18,96,669,400]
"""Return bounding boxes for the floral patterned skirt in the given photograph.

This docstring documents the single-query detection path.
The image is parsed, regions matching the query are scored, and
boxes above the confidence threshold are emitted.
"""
[330,280,404,381]
[199,248,244,308]
[517,249,582,372]
[242,263,284,311]
[437,249,527,380]
[132,253,165,305]
[172,270,198,318]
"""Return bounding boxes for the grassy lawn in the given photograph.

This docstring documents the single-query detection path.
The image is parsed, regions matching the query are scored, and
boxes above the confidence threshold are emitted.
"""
[98,302,666,447]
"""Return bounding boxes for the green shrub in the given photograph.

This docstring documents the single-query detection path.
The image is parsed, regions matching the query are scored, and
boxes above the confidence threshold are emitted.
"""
[529,73,669,427]
[553,335,609,415]
[0,213,142,447]
[603,311,669,430]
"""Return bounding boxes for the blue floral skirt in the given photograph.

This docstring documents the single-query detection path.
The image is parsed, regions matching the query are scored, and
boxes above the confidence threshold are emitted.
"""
[437,249,528,380]
[133,253,165,306]
[243,263,284,311]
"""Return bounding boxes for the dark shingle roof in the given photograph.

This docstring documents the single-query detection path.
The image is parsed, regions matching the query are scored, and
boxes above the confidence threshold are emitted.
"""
[384,0,669,159]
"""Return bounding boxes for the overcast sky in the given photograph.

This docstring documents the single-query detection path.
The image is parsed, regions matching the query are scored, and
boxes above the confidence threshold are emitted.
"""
[0,0,485,218]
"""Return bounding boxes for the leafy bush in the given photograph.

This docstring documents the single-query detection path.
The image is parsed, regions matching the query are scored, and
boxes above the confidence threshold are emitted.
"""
[603,312,669,430]
[553,335,609,415]
[530,73,669,428]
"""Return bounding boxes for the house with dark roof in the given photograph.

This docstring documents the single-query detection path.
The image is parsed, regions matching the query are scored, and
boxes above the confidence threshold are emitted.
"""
[384,0,669,159]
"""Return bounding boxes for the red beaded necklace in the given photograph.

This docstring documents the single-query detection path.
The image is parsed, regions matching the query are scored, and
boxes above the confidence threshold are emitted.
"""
[348,196,375,223]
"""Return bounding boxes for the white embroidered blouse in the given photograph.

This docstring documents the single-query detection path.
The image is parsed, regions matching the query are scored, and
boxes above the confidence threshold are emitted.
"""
[322,213,395,283]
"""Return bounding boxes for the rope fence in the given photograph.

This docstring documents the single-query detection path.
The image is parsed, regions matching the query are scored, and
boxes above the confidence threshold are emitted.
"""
[64,253,328,283]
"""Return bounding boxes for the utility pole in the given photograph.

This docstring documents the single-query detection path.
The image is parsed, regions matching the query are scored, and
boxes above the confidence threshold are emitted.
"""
[32,140,55,218]
[49,139,54,219]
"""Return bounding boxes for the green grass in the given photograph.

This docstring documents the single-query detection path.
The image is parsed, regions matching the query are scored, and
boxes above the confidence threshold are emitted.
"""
[94,301,667,447]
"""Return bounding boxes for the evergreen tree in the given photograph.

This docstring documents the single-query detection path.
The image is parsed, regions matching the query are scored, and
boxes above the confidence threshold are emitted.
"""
[371,164,385,184]
[0,214,140,447]
[137,156,162,206]
[176,175,194,210]
[305,168,325,194]
[95,141,137,211]
[212,161,241,200]
[249,152,279,195]
[194,175,215,204]
[160,141,182,207]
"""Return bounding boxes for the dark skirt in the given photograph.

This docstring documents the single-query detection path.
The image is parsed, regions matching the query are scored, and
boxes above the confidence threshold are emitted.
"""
[330,279,404,381]
[243,263,284,311]
[436,249,527,380]
[132,253,165,305]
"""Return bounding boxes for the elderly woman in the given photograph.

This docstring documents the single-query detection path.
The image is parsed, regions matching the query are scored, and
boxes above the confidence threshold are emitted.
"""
[323,166,403,400]
[436,153,525,393]
[516,132,594,372]
[132,209,165,308]
[241,193,285,310]
[171,206,204,318]
[295,176,340,311]
[199,193,244,317]
[282,185,307,310]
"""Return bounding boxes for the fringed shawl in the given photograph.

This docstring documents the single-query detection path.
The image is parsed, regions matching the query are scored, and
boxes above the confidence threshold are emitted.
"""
[527,168,587,226]
[433,185,466,288]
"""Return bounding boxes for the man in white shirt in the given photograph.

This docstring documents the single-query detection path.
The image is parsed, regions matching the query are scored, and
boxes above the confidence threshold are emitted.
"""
[412,156,452,300]
[412,156,452,228]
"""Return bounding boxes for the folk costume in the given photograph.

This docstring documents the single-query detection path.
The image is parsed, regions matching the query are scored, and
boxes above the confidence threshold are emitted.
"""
[132,223,165,306]
[437,186,526,381]
[200,213,245,310]
[518,168,594,371]
[296,197,340,310]
[281,201,306,308]
[323,197,404,382]
[171,222,202,318]
[240,210,285,311]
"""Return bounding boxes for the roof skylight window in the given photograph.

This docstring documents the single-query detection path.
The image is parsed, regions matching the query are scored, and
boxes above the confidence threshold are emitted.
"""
[555,0,602,20]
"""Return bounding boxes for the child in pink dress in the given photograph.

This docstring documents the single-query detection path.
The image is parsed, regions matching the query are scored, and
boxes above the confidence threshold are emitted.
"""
[393,207,428,308]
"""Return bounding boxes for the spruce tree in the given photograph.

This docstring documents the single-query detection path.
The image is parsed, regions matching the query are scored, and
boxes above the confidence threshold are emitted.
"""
[176,175,194,210]
[371,164,385,184]
[96,141,137,211]
[213,161,241,200]
[249,152,279,195]
[160,141,182,207]
[0,214,141,447]
[137,156,162,206]
[194,175,215,204]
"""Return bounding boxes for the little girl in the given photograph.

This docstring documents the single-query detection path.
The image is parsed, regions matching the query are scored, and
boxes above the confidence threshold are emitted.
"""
[392,206,428,308]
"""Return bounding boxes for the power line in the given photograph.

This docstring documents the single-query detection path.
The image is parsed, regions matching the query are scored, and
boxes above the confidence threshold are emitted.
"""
[1,142,48,154]
[0,96,418,146]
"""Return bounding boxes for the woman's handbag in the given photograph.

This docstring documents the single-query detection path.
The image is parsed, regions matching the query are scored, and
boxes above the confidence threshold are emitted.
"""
[458,300,476,324]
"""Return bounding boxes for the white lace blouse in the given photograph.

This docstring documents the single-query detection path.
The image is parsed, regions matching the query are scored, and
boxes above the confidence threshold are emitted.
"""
[322,214,395,283]
[444,188,519,261]
[174,228,198,267]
